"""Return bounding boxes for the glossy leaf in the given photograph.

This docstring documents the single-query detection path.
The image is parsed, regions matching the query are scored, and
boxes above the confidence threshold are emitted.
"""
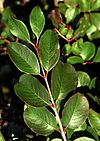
[64,44,72,55]
[90,13,100,30]
[74,122,87,132]
[39,30,60,72]
[8,17,30,41]
[0,132,5,141]
[14,74,50,107]
[93,47,100,63]
[62,93,89,129]
[30,6,45,40]
[88,109,100,132]
[24,106,58,136]
[79,0,90,11]
[7,42,40,74]
[86,126,99,141]
[51,61,77,100]
[67,128,74,139]
[72,42,82,55]
[89,77,96,89]
[86,25,97,39]
[74,137,95,141]
[75,15,90,38]
[90,0,100,11]
[89,31,100,40]
[65,7,80,23]
[77,71,91,87]
[64,0,79,7]
[80,42,95,61]
[67,56,84,64]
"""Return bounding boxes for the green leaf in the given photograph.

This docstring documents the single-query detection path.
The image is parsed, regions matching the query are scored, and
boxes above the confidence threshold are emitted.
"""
[30,6,45,40]
[79,0,90,11]
[39,30,60,72]
[74,137,95,141]
[63,44,72,55]
[86,126,99,141]
[72,42,82,55]
[67,128,74,139]
[86,25,97,38]
[90,13,100,30]
[64,0,79,7]
[24,106,58,136]
[80,42,95,61]
[89,77,96,89]
[2,6,14,23]
[51,139,62,141]
[65,7,80,23]
[74,122,87,132]
[77,71,91,87]
[14,74,50,107]
[90,0,100,11]
[7,42,40,74]
[62,93,89,129]
[93,47,100,63]
[0,132,6,141]
[88,109,100,132]
[8,17,30,41]
[51,61,77,100]
[75,15,90,38]
[67,56,84,64]
[0,40,5,45]
[88,31,100,40]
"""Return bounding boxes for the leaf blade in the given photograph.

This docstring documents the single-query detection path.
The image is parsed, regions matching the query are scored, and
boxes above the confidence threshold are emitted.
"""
[39,30,60,72]
[30,6,45,39]
[62,93,89,129]
[51,61,77,100]
[24,106,58,136]
[8,17,30,41]
[88,109,100,132]
[7,42,40,74]
[14,74,50,107]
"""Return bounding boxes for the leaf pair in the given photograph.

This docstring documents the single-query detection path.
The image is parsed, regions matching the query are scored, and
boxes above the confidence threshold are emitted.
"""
[23,93,89,136]
[8,6,45,41]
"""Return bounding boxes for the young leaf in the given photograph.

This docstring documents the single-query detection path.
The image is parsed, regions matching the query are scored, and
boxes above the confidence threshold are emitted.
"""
[62,93,89,129]
[74,137,95,141]
[7,42,40,74]
[64,0,79,7]
[90,13,100,30]
[30,6,45,40]
[51,61,77,100]
[65,7,80,24]
[14,74,50,107]
[74,122,87,132]
[8,17,30,41]
[86,126,99,141]
[79,0,90,11]
[88,109,100,132]
[67,56,84,64]
[90,0,100,11]
[77,71,91,87]
[93,47,100,63]
[80,42,96,61]
[89,77,96,89]
[39,30,60,72]
[24,106,58,136]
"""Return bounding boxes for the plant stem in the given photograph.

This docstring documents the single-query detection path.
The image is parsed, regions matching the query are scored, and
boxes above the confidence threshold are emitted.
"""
[41,68,67,141]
